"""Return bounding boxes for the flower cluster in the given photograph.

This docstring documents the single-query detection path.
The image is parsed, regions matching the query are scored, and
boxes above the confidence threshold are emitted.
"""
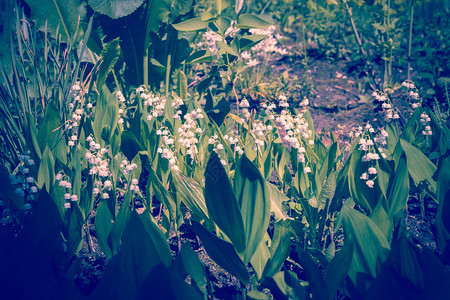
[137,87,167,121]
[7,153,37,215]
[402,80,421,110]
[172,96,184,119]
[420,112,433,136]
[239,97,251,120]
[247,25,288,63]
[372,90,399,120]
[356,124,389,189]
[84,135,113,200]
[224,132,244,155]
[67,108,85,148]
[117,91,127,125]
[157,127,179,171]
[55,173,78,209]
[251,119,273,149]
[69,81,87,109]
[275,109,312,149]
[119,158,139,194]
[207,133,227,165]
[177,109,204,162]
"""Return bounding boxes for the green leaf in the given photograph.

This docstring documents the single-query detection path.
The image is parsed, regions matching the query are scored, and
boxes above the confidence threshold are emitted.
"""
[250,238,270,280]
[263,228,292,278]
[178,242,208,295]
[267,183,289,221]
[121,131,145,161]
[177,70,188,99]
[436,156,450,253]
[324,243,353,299]
[215,0,229,14]
[92,211,171,298]
[148,167,177,221]
[192,221,250,284]
[96,38,121,88]
[183,50,213,64]
[240,34,267,51]
[234,154,270,263]
[172,18,208,31]
[95,200,114,258]
[399,138,437,190]
[88,0,144,19]
[204,151,246,252]
[387,157,409,218]
[318,171,337,208]
[172,171,209,221]
[296,247,330,300]
[37,146,55,192]
[144,0,172,35]
[205,98,231,127]
[138,263,203,299]
[37,102,62,152]
[237,14,273,29]
[247,291,270,300]
[340,204,390,285]
[25,0,87,41]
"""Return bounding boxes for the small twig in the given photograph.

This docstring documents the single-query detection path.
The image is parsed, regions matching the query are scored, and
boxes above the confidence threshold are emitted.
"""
[407,1,414,81]
[341,0,378,91]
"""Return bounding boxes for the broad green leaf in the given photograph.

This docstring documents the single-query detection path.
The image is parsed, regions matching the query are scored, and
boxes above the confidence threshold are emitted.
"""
[92,211,171,298]
[206,98,231,127]
[37,102,61,152]
[217,40,239,56]
[263,229,292,278]
[121,131,145,161]
[95,200,114,258]
[183,50,213,64]
[237,14,273,29]
[66,203,83,257]
[148,167,177,221]
[267,182,289,221]
[144,0,172,35]
[88,0,144,19]
[179,242,208,295]
[387,157,409,218]
[296,247,330,300]
[215,0,229,14]
[192,221,249,284]
[96,38,121,88]
[317,171,337,207]
[436,156,450,253]
[172,18,208,31]
[172,171,209,221]
[204,151,245,252]
[137,263,203,299]
[340,204,390,285]
[324,243,353,299]
[400,138,437,190]
[25,0,87,41]
[177,70,188,99]
[37,146,55,192]
[25,113,42,159]
[250,238,270,280]
[247,291,270,300]
[240,34,267,51]
[234,154,270,263]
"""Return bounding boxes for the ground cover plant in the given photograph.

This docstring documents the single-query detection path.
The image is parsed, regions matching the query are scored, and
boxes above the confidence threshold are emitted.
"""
[0,0,449,299]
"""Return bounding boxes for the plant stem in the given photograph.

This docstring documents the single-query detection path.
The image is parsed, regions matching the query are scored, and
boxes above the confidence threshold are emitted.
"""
[407,1,414,81]
[144,47,149,88]
[341,0,377,91]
